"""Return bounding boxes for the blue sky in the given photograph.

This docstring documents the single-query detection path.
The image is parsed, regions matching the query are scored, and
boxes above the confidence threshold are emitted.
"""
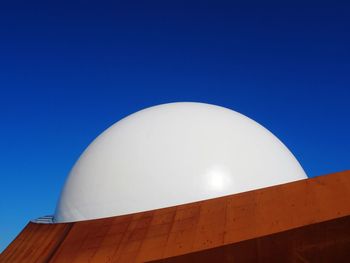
[1,1,349,252]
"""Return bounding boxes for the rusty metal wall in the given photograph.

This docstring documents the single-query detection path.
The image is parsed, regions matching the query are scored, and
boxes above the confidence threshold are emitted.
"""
[151,215,350,263]
[1,170,349,263]
[0,222,71,263]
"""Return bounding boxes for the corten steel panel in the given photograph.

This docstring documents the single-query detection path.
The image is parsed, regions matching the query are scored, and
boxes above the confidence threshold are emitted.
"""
[151,215,350,263]
[1,170,350,263]
[0,222,72,263]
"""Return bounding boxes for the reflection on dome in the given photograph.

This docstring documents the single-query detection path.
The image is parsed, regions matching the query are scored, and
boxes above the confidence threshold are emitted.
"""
[206,166,232,193]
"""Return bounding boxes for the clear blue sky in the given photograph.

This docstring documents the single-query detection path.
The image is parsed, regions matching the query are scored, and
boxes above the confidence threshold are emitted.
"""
[1,1,349,252]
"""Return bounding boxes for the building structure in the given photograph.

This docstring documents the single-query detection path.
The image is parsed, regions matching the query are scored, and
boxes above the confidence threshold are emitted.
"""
[2,103,348,262]
[1,170,349,262]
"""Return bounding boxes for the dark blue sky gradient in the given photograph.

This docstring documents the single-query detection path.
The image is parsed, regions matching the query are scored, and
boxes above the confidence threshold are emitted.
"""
[1,1,349,251]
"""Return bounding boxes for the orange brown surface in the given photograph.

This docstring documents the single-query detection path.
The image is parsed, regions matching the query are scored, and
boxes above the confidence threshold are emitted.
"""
[0,222,71,263]
[152,215,350,263]
[1,170,349,262]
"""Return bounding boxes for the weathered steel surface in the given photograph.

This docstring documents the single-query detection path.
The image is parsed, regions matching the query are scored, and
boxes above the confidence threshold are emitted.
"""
[151,215,350,262]
[1,170,350,262]
[0,222,72,263]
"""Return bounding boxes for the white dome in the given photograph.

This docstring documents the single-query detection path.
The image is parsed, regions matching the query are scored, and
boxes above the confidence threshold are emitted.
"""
[54,102,306,222]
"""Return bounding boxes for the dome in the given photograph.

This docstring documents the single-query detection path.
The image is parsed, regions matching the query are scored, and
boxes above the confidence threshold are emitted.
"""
[54,102,306,222]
